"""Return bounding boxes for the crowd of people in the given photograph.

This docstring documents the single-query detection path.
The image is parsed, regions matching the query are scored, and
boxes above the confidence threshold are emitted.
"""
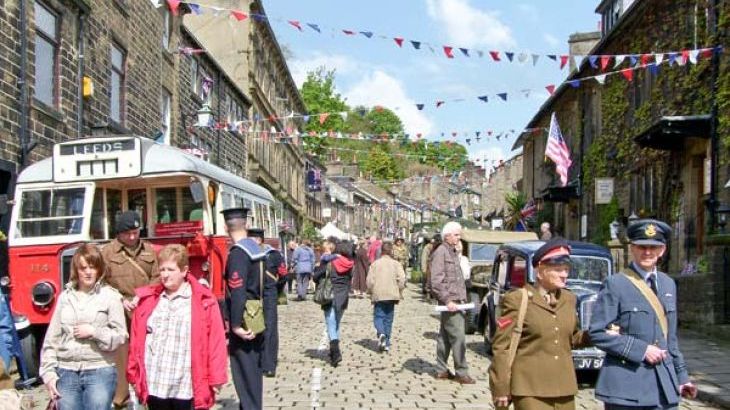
[0,207,700,410]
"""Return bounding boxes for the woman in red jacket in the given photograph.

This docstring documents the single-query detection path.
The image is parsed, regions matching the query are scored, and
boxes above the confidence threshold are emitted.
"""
[127,244,227,410]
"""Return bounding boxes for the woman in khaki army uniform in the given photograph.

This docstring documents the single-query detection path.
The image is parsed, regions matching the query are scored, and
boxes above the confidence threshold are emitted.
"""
[489,238,590,410]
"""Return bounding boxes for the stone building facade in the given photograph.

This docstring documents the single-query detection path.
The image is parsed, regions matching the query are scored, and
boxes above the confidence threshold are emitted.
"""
[516,0,730,327]
[482,154,524,221]
[183,0,308,235]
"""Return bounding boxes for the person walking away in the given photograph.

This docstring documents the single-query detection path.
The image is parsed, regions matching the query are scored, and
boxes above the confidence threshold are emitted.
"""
[222,208,267,410]
[366,242,406,353]
[393,238,409,275]
[313,238,354,367]
[285,241,297,294]
[101,210,158,409]
[292,239,315,301]
[351,239,370,298]
[247,228,285,378]
[589,219,697,410]
[127,244,226,410]
[489,238,590,410]
[429,222,474,384]
[367,235,382,263]
[40,243,127,410]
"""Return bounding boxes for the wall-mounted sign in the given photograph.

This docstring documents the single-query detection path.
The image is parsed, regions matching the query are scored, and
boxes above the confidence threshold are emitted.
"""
[594,178,614,205]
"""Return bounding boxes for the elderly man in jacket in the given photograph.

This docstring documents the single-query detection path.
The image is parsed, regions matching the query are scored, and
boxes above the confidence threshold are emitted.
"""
[429,222,475,384]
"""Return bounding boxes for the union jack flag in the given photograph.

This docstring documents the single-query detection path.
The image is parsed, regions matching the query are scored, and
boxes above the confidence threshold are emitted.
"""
[545,112,572,187]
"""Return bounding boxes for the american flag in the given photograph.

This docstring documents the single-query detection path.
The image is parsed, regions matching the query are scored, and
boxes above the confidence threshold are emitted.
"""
[545,112,572,187]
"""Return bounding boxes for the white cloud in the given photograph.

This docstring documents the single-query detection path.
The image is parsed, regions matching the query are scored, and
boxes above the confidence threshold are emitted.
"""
[469,147,506,164]
[543,33,560,47]
[344,70,434,135]
[289,53,359,88]
[425,0,516,49]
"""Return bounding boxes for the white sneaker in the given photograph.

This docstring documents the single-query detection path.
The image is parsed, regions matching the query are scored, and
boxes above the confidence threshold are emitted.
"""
[378,334,386,352]
[318,328,329,351]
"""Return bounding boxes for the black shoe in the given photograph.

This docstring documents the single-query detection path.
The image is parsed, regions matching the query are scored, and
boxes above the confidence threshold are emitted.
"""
[264,370,276,378]
[330,339,342,367]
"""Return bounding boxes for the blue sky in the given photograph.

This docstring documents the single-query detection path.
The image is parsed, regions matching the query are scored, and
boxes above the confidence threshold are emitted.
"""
[260,0,601,167]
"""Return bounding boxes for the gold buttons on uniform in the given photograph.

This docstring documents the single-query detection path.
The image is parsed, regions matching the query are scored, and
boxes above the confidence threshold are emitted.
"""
[554,355,559,360]
[554,327,559,331]
[554,340,559,344]
[552,315,557,319]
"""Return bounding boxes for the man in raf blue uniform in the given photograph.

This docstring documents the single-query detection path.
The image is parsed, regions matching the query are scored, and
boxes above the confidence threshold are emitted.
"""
[589,219,697,410]
[223,208,267,410]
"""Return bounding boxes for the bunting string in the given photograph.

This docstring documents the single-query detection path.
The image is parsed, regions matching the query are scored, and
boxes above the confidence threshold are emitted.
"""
[171,1,721,70]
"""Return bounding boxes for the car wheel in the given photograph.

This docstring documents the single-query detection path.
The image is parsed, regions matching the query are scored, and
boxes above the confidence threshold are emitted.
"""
[465,291,479,335]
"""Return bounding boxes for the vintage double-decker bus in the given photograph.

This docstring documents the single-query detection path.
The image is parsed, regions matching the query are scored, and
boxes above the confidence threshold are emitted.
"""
[6,135,277,377]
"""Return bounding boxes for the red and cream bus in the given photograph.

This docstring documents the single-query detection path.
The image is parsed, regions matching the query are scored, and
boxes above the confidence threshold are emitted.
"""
[7,135,277,376]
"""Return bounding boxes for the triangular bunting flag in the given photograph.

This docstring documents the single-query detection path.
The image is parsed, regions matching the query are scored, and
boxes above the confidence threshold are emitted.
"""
[621,68,633,82]
[613,55,626,68]
[251,13,266,22]
[497,93,508,101]
[700,48,714,59]
[521,89,531,98]
[568,79,580,88]
[647,63,660,76]
[288,20,302,31]
[532,54,540,66]
[560,55,569,69]
[681,49,690,65]
[230,10,248,21]
[302,115,310,122]
[629,55,638,66]
[667,52,678,66]
[572,55,584,69]
[689,49,700,64]
[340,112,348,120]
[343,30,355,35]
[319,113,329,124]
[506,52,515,62]
[547,54,557,61]
[459,48,470,57]
[600,55,611,71]
[518,53,528,63]
[416,104,424,111]
[443,46,454,58]
[545,85,556,95]
[640,53,652,66]
[360,31,373,38]
[489,51,501,61]
[411,40,421,50]
[394,37,404,47]
[167,0,181,16]
[595,74,607,84]
[307,23,321,33]
[436,101,445,108]
[655,53,665,64]
[478,95,488,103]
[476,50,484,58]
[588,55,599,68]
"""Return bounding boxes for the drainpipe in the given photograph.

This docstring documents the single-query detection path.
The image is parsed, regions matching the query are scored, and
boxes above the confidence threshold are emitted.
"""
[76,11,87,139]
[18,0,30,168]
[216,71,222,167]
[708,0,720,232]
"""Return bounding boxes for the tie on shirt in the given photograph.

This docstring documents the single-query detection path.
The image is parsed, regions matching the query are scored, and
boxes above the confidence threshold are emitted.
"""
[544,292,557,307]
[647,274,658,295]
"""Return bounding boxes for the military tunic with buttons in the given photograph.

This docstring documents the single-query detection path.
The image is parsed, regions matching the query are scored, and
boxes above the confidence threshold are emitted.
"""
[102,239,159,303]
[589,263,689,407]
[489,284,589,401]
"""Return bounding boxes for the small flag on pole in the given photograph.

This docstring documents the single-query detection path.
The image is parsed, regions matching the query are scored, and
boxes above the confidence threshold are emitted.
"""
[545,112,572,187]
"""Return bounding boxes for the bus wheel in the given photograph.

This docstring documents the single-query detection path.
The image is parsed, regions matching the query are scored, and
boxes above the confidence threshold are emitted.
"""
[18,327,40,381]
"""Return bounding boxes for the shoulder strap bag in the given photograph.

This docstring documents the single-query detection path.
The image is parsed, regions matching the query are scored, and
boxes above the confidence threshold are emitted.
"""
[242,262,266,335]
[506,287,529,371]
[622,269,668,340]
[313,264,334,305]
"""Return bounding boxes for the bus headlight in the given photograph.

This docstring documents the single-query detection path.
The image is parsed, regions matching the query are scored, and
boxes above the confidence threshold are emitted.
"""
[0,276,9,287]
[31,281,55,307]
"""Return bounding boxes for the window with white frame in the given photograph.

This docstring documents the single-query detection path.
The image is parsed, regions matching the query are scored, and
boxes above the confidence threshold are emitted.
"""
[160,88,171,144]
[110,43,126,124]
[34,2,59,106]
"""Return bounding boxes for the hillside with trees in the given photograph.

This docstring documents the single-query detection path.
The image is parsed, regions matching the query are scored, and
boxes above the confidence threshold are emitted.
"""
[299,68,468,182]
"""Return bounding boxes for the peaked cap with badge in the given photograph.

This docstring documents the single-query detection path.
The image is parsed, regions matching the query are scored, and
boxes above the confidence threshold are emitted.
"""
[532,237,572,267]
[627,218,671,246]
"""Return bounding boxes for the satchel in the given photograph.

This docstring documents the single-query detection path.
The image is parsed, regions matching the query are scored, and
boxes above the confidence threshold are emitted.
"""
[242,264,266,335]
[313,264,334,305]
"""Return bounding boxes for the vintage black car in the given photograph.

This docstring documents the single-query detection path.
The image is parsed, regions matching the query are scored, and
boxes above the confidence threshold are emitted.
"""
[477,240,613,371]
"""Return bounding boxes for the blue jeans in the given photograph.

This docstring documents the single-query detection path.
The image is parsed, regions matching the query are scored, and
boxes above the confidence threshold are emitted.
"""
[373,301,396,347]
[56,366,117,410]
[297,272,311,299]
[324,305,343,340]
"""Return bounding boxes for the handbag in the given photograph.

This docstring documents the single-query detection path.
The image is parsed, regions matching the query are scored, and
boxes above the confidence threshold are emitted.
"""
[242,263,266,335]
[313,264,334,305]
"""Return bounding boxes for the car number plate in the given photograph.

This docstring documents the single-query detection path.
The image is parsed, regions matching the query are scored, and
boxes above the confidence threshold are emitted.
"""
[575,358,603,369]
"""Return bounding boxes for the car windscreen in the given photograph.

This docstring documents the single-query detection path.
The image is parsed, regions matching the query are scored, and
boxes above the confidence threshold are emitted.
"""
[569,256,610,282]
[469,243,498,262]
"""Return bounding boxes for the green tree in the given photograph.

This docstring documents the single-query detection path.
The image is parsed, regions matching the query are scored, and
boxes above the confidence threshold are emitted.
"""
[359,145,404,181]
[504,191,527,230]
[366,107,404,136]
[300,68,349,156]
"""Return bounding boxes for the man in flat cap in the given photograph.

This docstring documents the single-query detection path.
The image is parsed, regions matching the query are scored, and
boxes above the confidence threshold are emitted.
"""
[589,219,697,409]
[101,210,158,408]
[222,209,267,410]
[248,228,286,378]
[490,237,589,410]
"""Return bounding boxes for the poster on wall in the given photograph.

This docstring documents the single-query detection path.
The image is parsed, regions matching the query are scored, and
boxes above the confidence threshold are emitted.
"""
[307,168,322,192]
[594,178,614,205]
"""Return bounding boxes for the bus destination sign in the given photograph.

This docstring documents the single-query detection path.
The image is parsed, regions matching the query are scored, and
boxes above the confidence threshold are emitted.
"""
[59,139,136,156]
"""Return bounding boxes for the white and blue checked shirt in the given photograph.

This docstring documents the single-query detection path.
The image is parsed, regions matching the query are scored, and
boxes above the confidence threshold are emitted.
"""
[144,282,193,400]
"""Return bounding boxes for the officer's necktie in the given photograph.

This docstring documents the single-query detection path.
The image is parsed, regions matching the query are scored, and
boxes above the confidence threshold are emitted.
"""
[647,274,658,295]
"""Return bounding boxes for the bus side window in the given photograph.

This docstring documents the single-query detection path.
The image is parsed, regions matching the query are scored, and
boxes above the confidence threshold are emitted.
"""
[90,188,105,240]
[183,188,202,221]
[155,188,176,224]
[128,189,147,237]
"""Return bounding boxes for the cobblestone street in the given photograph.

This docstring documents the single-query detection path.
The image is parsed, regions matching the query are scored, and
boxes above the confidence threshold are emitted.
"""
[20,283,722,409]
